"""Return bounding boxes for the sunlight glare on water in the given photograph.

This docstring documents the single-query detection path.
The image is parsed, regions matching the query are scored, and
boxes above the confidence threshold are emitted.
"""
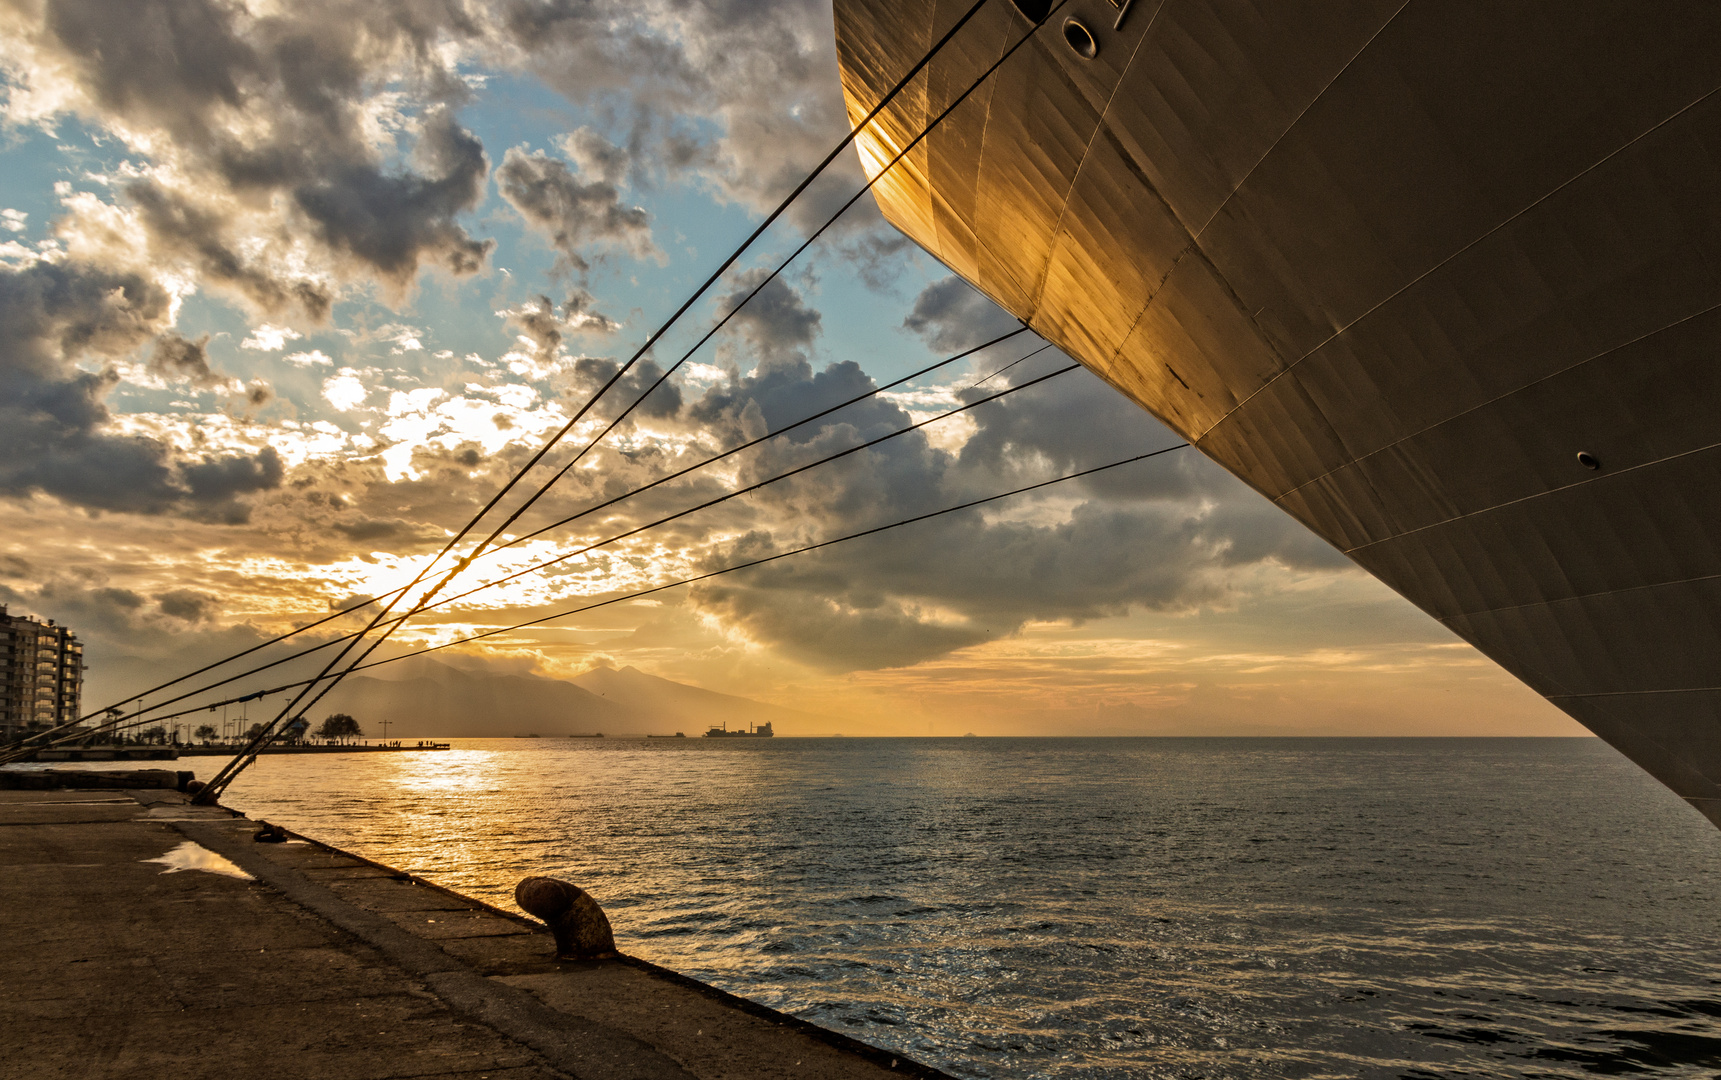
[220,737,1721,1079]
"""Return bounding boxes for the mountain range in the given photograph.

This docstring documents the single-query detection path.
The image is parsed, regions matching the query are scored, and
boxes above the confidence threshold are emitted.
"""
[319,657,810,738]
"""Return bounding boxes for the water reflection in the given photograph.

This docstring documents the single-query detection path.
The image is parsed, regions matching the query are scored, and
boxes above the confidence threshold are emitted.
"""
[143,839,253,880]
[221,738,1721,1079]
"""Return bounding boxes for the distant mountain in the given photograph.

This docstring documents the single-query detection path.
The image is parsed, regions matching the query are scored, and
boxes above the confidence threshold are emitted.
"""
[321,657,640,738]
[570,665,811,734]
[317,657,807,738]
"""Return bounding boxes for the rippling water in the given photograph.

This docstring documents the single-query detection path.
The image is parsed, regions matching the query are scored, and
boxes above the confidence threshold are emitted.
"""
[207,737,1721,1078]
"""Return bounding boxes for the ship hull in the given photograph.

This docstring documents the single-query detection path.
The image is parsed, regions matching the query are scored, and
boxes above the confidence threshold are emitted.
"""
[835,0,1721,822]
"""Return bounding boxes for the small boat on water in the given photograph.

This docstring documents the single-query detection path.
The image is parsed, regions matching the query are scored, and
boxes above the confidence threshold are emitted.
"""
[566,733,604,738]
[703,721,774,739]
[646,732,687,738]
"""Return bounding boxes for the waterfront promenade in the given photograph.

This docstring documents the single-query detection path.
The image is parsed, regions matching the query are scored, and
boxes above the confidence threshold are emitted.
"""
[0,772,946,1080]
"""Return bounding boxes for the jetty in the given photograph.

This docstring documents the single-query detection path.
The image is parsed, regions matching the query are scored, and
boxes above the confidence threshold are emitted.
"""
[0,769,949,1079]
[26,742,452,763]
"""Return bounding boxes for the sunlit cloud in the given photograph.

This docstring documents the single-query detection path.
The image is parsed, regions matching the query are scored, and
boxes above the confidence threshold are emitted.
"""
[323,370,370,412]
[243,325,303,351]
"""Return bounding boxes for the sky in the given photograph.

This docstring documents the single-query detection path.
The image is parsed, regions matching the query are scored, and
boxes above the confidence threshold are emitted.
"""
[0,0,1581,736]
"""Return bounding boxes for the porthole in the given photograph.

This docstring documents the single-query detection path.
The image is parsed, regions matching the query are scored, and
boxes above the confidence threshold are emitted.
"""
[1576,451,1601,470]
[1063,17,1098,59]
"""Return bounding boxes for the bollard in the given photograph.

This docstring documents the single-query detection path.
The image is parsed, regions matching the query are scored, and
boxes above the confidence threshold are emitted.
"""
[515,876,617,960]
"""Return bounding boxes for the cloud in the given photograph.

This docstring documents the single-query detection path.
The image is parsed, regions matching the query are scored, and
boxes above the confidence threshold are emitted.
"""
[558,127,629,185]
[157,588,217,622]
[292,107,494,284]
[500,295,564,356]
[715,268,821,363]
[500,289,622,363]
[242,324,302,351]
[496,145,658,273]
[3,0,495,315]
[322,369,369,411]
[382,325,424,353]
[0,259,284,518]
[563,288,620,333]
[903,276,1022,353]
[284,349,334,367]
[124,178,335,320]
[502,0,861,233]
[650,346,1351,671]
[147,332,224,389]
[562,354,682,421]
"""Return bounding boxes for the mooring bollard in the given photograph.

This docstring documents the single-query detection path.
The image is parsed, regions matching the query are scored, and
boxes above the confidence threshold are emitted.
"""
[515,876,617,960]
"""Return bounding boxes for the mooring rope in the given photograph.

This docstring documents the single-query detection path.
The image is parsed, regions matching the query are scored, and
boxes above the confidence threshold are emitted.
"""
[191,0,1076,803]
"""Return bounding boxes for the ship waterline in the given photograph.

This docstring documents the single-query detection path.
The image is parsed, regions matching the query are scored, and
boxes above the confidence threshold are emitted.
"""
[834,1,1721,820]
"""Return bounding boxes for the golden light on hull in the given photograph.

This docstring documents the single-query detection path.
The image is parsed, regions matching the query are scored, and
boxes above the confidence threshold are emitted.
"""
[835,0,1721,824]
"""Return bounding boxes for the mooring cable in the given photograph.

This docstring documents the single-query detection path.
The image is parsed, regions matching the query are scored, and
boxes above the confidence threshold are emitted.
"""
[0,335,1052,764]
[23,327,1028,756]
[20,0,996,773]
[194,0,1077,800]
[75,444,1192,746]
[194,360,1082,790]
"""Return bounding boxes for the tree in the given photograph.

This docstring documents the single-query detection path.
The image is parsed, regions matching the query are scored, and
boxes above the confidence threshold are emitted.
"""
[316,713,362,743]
[194,724,218,744]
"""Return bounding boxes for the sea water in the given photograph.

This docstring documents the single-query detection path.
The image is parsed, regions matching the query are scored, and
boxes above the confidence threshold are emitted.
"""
[216,737,1721,1078]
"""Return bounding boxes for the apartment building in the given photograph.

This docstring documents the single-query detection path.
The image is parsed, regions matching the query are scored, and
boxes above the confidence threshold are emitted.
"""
[0,606,84,741]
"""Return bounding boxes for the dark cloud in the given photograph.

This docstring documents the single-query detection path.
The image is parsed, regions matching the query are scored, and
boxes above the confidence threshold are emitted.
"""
[181,445,284,510]
[94,587,147,611]
[503,291,619,356]
[497,146,656,273]
[716,269,821,363]
[293,108,494,283]
[157,589,217,622]
[147,333,222,388]
[654,354,1349,672]
[502,0,862,234]
[503,295,565,356]
[835,214,922,293]
[688,354,897,449]
[560,127,630,186]
[333,516,416,542]
[126,180,334,319]
[692,584,989,669]
[0,260,285,519]
[18,0,494,311]
[904,276,1023,354]
[563,288,620,334]
[563,355,682,421]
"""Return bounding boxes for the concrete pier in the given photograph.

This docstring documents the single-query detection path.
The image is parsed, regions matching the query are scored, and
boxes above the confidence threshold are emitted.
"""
[0,773,952,1080]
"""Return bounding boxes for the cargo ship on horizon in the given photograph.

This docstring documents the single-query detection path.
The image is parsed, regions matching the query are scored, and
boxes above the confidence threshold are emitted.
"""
[704,721,775,738]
